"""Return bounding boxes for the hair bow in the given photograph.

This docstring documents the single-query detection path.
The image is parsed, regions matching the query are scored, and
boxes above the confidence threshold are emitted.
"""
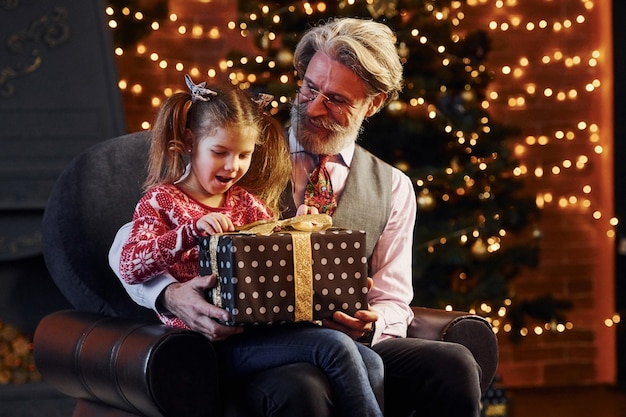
[184,74,217,103]
[252,92,274,110]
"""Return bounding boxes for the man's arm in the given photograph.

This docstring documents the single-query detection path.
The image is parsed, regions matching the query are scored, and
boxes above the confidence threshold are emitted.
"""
[323,169,416,344]
[109,222,177,311]
[108,222,242,341]
[367,168,417,342]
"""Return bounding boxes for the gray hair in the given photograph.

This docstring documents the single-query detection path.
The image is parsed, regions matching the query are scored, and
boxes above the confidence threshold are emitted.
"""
[294,17,403,106]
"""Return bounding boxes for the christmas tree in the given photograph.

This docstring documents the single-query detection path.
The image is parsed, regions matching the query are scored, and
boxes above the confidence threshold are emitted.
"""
[226,0,569,337]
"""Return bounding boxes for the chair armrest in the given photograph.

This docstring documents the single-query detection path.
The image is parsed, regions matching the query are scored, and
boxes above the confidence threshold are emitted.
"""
[33,310,219,417]
[408,306,498,395]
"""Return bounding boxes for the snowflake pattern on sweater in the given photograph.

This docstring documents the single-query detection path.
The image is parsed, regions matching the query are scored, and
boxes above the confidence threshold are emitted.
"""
[119,184,272,285]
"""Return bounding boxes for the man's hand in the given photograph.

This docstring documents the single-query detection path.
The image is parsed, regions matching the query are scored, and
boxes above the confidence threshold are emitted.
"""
[322,277,378,340]
[295,204,319,215]
[322,309,378,340]
[162,274,243,341]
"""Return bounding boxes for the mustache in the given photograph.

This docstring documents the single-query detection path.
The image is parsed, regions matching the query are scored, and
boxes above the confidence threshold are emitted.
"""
[292,102,350,135]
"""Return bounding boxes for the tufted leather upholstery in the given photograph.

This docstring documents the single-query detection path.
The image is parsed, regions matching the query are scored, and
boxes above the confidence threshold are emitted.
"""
[34,132,498,416]
[34,310,218,417]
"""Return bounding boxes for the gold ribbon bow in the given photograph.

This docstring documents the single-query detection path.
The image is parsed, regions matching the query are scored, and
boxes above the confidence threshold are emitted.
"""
[236,213,333,235]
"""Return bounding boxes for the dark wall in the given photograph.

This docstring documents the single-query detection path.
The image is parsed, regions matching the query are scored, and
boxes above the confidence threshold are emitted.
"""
[0,256,71,336]
[0,0,125,335]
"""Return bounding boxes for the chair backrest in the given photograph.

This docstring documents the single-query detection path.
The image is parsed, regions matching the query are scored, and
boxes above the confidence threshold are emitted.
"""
[42,131,156,321]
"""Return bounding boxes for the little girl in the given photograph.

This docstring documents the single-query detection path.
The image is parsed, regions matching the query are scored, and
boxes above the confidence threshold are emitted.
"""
[118,75,384,417]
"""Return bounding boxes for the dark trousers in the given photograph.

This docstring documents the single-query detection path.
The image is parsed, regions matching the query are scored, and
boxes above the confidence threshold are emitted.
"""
[225,363,337,417]
[227,337,481,417]
[372,337,482,417]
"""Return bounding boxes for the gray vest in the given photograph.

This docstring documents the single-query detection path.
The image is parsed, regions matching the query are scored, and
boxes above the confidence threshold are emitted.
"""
[282,145,393,259]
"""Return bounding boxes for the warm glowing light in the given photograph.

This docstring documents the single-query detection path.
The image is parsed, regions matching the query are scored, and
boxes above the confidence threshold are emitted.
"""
[192,24,203,37]
[109,2,612,361]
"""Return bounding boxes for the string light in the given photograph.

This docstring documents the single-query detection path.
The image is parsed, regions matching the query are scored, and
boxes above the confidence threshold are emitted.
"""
[403,0,611,338]
[110,0,613,341]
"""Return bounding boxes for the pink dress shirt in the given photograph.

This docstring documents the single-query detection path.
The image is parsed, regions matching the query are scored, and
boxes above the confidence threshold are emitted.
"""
[289,132,416,343]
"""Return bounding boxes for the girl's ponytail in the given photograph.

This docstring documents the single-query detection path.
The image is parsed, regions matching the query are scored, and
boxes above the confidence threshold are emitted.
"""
[239,112,291,218]
[143,93,192,190]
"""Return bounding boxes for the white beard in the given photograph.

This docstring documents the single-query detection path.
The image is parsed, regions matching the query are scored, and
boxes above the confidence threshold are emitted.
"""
[289,101,364,155]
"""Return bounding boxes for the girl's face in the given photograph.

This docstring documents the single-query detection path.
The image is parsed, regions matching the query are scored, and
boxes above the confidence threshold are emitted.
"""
[186,125,256,204]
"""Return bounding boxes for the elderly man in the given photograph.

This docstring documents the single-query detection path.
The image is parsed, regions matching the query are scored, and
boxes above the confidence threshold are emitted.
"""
[110,17,482,417]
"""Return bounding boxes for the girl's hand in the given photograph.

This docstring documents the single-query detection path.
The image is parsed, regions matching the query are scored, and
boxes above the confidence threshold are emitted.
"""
[195,213,234,235]
[295,204,319,216]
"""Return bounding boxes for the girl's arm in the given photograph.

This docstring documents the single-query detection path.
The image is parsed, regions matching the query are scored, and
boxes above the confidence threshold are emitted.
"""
[119,189,200,284]
[109,222,178,309]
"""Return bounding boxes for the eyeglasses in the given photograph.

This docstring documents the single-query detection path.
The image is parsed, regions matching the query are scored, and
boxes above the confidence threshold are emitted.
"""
[298,84,344,115]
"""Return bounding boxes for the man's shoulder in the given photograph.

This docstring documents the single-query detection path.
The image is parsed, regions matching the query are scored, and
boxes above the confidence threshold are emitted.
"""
[354,145,403,175]
[356,145,413,175]
[354,144,386,165]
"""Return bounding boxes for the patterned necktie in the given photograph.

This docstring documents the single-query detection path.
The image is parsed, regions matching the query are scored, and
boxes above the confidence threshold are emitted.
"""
[304,154,337,215]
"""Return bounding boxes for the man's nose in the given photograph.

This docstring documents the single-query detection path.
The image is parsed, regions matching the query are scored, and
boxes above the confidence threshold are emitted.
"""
[306,94,330,117]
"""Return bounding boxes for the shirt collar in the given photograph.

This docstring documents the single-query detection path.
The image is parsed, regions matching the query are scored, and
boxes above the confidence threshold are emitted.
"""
[288,127,355,167]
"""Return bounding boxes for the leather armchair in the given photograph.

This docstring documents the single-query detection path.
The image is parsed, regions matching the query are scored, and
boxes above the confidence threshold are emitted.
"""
[33,131,498,417]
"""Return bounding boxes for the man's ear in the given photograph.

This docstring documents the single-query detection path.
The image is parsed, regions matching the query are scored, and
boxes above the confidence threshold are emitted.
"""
[365,92,388,117]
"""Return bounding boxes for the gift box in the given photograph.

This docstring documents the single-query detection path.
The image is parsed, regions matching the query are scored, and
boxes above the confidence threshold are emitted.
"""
[198,219,369,325]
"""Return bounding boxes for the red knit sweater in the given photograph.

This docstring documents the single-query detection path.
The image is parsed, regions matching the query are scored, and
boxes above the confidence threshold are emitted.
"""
[119,184,272,285]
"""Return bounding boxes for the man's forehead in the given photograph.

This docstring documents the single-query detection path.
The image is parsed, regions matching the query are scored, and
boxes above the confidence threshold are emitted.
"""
[304,52,367,98]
